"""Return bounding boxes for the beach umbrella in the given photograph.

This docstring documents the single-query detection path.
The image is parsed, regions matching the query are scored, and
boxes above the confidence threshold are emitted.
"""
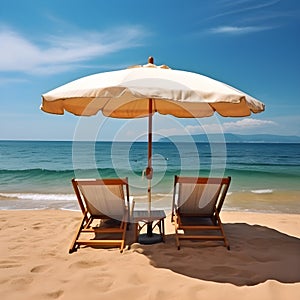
[41,56,265,233]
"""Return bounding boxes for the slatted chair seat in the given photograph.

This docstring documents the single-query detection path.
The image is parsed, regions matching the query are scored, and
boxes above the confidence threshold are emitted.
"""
[172,176,231,250]
[69,178,130,253]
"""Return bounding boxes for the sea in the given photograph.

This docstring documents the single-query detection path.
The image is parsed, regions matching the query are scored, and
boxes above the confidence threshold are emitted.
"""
[0,140,299,214]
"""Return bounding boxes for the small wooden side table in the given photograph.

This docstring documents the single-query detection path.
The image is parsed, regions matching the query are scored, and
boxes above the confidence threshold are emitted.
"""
[133,210,166,244]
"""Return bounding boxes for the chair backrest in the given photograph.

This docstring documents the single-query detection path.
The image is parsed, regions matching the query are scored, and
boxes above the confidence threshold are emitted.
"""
[173,176,231,216]
[72,178,129,221]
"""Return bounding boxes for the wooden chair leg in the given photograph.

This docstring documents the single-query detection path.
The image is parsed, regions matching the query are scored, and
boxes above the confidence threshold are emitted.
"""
[215,211,230,250]
[69,214,87,253]
[120,221,127,253]
[174,215,180,250]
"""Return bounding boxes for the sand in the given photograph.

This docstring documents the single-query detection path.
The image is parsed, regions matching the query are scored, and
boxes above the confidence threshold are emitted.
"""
[0,210,299,300]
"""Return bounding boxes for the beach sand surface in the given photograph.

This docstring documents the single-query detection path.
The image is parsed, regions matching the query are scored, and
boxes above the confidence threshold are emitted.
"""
[0,210,299,300]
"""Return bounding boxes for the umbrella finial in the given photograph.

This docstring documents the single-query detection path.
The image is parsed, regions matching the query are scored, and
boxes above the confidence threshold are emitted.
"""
[148,56,154,64]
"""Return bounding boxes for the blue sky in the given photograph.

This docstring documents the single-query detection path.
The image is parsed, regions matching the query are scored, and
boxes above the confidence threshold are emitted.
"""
[0,0,299,141]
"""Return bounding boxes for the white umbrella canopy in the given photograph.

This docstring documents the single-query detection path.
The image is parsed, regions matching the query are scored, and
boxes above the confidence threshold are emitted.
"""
[41,57,264,118]
[41,56,265,216]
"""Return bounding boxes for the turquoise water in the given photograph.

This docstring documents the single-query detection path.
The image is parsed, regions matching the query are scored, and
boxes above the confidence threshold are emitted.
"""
[0,141,299,212]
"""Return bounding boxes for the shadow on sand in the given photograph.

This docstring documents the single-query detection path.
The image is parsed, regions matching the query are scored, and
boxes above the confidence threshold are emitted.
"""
[130,223,300,286]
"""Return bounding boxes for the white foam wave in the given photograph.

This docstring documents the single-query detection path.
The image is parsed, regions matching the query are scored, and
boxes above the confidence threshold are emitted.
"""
[0,193,76,201]
[155,193,173,197]
[132,195,148,200]
[60,208,80,212]
[133,193,172,200]
[250,189,273,194]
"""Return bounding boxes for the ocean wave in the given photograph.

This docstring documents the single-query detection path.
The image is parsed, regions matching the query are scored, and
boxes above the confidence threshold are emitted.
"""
[225,168,300,178]
[1,166,299,178]
[132,195,148,200]
[0,168,74,174]
[60,208,80,212]
[155,193,173,197]
[132,193,172,200]
[227,162,300,167]
[0,193,76,201]
[250,189,273,194]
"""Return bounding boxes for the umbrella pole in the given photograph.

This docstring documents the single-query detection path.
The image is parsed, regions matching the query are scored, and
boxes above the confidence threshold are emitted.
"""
[147,98,153,236]
[141,96,163,243]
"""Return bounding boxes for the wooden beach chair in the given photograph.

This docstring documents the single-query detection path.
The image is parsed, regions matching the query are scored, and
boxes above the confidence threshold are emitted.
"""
[69,178,130,253]
[171,176,231,250]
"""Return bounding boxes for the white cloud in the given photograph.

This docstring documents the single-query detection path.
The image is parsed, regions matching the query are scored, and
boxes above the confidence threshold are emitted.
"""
[155,119,225,137]
[186,124,224,134]
[208,0,281,20]
[204,0,282,36]
[155,118,277,137]
[0,76,28,85]
[223,118,277,131]
[209,25,272,35]
[185,125,202,134]
[0,25,145,75]
[155,127,187,137]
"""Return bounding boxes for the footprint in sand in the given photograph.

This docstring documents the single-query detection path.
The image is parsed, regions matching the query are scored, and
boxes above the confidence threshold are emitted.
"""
[30,264,50,273]
[69,260,106,269]
[87,275,114,290]
[0,260,22,269]
[45,290,64,299]
[10,277,34,290]
[127,272,144,285]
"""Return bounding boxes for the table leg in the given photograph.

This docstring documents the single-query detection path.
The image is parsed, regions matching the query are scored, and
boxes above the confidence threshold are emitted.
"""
[146,222,153,237]
[162,219,165,242]
[135,223,138,242]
